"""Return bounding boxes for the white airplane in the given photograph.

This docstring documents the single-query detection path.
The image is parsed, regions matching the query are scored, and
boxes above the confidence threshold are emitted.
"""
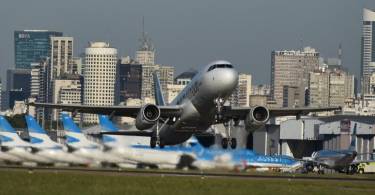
[31,60,341,149]
[24,115,91,165]
[98,115,193,169]
[0,116,53,165]
[60,113,125,166]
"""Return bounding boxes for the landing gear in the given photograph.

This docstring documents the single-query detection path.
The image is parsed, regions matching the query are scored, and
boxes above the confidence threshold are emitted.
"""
[150,119,170,149]
[221,119,237,149]
[150,137,157,148]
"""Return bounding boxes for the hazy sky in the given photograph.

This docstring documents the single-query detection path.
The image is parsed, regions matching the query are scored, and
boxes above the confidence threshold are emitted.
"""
[0,0,374,86]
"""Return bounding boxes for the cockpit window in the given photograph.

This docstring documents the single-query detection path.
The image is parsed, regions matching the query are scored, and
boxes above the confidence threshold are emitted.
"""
[207,64,233,72]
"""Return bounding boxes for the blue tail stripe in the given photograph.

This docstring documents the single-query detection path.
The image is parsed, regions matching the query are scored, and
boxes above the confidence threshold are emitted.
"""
[102,135,116,143]
[61,113,81,133]
[0,116,17,133]
[25,115,46,134]
[30,136,44,144]
[99,115,119,132]
[66,135,80,143]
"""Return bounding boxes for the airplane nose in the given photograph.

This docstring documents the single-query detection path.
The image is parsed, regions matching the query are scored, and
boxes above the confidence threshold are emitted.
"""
[217,69,238,92]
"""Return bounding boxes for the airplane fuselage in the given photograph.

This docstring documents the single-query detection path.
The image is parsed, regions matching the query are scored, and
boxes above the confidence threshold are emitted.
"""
[159,61,238,145]
[313,150,357,171]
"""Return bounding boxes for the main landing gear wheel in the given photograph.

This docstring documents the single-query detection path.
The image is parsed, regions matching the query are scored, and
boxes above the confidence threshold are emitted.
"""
[230,138,237,149]
[158,140,165,149]
[222,138,228,149]
[150,137,157,148]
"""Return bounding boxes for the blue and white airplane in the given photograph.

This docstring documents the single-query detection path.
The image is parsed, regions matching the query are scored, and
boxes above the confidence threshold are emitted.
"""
[98,115,191,169]
[24,115,91,165]
[0,116,53,165]
[61,113,126,166]
[99,115,301,171]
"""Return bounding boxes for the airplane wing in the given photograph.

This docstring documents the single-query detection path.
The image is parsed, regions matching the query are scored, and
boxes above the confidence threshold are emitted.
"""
[221,106,341,119]
[28,102,182,118]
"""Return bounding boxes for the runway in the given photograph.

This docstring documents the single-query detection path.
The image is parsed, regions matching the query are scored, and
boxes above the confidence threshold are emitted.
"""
[1,165,374,182]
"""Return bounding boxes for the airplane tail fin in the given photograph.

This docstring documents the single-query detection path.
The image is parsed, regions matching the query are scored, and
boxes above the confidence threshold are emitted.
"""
[349,123,357,151]
[98,115,119,144]
[61,113,82,134]
[25,115,58,146]
[0,116,30,147]
[61,113,99,148]
[25,115,47,134]
[99,115,119,132]
[152,72,166,106]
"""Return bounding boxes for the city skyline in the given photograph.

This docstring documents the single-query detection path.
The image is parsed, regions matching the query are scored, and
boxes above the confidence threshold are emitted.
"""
[0,0,374,87]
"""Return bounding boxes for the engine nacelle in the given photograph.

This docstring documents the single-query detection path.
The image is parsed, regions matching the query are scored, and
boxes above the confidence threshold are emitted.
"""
[244,106,270,132]
[135,104,160,130]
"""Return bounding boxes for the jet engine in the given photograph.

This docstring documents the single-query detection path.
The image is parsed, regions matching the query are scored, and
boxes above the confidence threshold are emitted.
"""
[244,106,270,132]
[135,104,160,130]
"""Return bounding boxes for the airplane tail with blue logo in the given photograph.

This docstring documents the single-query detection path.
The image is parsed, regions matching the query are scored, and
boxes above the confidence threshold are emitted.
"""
[61,113,100,149]
[25,115,62,148]
[152,72,166,106]
[349,123,357,151]
[98,115,120,146]
[0,116,30,147]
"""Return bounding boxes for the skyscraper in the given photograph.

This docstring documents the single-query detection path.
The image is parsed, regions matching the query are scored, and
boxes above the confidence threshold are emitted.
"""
[361,8,375,95]
[230,73,252,107]
[83,42,117,124]
[116,59,142,104]
[14,30,62,69]
[50,37,74,78]
[6,68,31,108]
[271,47,319,107]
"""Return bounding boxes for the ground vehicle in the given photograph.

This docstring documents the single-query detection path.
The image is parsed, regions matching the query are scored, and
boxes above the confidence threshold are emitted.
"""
[357,162,375,174]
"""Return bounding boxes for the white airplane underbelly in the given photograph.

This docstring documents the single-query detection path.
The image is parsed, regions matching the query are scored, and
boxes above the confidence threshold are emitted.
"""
[8,148,53,164]
[36,150,91,164]
[113,148,182,166]
[0,151,23,163]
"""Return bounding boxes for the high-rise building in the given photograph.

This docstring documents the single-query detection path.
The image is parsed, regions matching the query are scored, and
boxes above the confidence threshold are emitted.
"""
[141,65,174,100]
[52,76,82,122]
[50,37,74,78]
[14,30,62,69]
[135,32,155,66]
[6,69,31,108]
[116,60,142,104]
[158,65,174,98]
[361,8,375,95]
[308,72,330,107]
[230,73,252,107]
[83,42,117,124]
[30,63,41,98]
[72,57,83,75]
[308,68,355,107]
[271,47,319,107]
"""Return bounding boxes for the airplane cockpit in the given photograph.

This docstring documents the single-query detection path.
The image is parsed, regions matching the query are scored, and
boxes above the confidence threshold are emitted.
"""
[207,64,233,72]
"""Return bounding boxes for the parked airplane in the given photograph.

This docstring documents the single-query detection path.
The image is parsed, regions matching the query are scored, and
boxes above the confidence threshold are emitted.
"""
[60,113,125,166]
[30,60,341,149]
[185,138,302,171]
[98,115,194,169]
[0,116,53,165]
[24,115,91,165]
[305,123,358,174]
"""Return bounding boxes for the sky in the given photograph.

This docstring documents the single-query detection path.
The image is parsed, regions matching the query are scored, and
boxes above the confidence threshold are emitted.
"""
[0,0,374,87]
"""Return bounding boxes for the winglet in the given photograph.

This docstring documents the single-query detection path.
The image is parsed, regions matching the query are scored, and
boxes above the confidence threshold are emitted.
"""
[61,113,81,133]
[152,72,166,106]
[349,123,357,151]
[25,115,46,134]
